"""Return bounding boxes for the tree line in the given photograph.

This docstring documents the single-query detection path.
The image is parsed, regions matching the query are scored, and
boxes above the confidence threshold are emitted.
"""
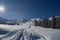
[34,15,60,29]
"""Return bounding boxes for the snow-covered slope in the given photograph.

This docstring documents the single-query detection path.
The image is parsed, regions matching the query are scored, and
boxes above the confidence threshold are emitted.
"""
[17,18,29,25]
[0,19,60,40]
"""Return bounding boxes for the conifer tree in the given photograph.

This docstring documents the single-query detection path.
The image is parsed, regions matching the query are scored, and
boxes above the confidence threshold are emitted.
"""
[45,17,49,28]
[52,14,56,29]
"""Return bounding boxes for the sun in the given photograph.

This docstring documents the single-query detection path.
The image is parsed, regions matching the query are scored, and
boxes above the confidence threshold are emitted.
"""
[0,6,5,13]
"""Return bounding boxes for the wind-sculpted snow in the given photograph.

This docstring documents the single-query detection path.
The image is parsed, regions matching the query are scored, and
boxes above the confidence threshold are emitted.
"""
[0,29,47,40]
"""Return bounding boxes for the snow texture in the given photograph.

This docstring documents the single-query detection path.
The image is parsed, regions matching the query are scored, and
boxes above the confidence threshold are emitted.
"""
[0,20,60,40]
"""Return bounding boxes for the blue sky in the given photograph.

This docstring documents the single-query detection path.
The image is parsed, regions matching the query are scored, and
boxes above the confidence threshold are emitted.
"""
[0,0,60,20]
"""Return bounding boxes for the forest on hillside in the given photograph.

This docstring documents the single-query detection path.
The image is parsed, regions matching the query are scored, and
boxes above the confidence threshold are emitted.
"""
[34,15,60,29]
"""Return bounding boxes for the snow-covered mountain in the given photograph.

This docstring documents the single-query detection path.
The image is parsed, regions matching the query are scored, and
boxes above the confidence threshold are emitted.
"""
[0,18,60,40]
[0,17,7,24]
[17,18,29,25]
[16,18,43,25]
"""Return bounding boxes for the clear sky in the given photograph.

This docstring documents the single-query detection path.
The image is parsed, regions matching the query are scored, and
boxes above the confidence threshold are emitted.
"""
[0,0,60,20]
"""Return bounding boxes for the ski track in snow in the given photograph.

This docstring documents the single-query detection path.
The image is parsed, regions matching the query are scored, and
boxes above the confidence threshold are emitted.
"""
[0,21,60,40]
[0,29,46,40]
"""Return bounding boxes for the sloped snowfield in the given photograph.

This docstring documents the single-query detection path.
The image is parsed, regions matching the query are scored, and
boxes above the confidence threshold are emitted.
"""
[0,21,60,40]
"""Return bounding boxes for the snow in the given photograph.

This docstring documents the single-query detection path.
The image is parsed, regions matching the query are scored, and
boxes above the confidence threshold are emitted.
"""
[49,16,60,20]
[0,20,60,40]
[30,18,43,22]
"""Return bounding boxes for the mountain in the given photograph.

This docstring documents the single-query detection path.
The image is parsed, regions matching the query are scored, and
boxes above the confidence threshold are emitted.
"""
[6,20,17,25]
[16,18,43,25]
[0,17,7,24]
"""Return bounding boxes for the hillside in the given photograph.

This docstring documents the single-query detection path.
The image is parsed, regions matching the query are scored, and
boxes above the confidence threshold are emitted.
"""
[0,20,60,40]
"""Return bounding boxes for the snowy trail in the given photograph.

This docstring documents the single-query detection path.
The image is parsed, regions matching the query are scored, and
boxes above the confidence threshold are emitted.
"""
[0,21,60,40]
[0,29,47,40]
[0,22,47,40]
